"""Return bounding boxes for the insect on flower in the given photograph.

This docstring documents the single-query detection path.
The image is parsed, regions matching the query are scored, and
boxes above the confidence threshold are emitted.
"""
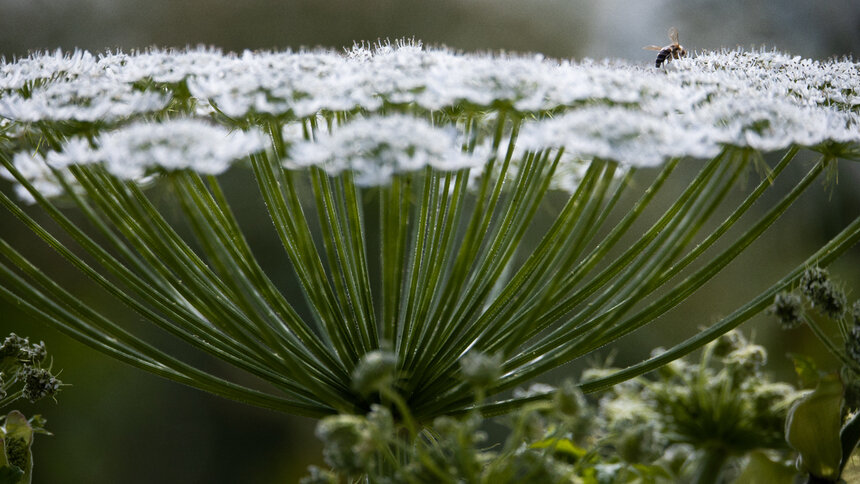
[644,27,687,68]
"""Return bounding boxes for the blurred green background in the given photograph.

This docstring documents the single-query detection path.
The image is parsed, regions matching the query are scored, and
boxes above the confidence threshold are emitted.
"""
[1,1,859,482]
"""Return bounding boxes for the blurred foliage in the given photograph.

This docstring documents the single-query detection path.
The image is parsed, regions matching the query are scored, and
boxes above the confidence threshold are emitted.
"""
[305,331,802,483]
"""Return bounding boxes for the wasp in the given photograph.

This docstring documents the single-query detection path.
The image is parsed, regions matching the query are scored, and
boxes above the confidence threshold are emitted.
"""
[644,27,687,68]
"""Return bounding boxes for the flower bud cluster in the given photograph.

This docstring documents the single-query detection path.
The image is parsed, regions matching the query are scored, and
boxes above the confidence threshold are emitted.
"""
[0,333,62,406]
[799,267,847,319]
[769,291,805,330]
[350,350,397,397]
[597,333,799,459]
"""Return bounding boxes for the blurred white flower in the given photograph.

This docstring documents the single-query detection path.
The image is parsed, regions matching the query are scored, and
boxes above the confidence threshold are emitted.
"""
[0,78,168,122]
[288,115,481,186]
[0,151,69,203]
[2,119,266,202]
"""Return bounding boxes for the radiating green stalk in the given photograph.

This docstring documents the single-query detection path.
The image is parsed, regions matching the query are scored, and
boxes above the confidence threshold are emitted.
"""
[585,157,828,351]
[338,172,378,349]
[481,155,727,372]
[522,152,726,338]
[311,168,373,354]
[559,154,744,344]
[169,172,353,394]
[576,212,860,394]
[86,170,357,406]
[501,156,815,387]
[648,147,799,304]
[0,240,335,417]
[428,157,676,385]
[5,156,287,373]
[413,157,608,392]
[423,115,516,339]
[414,150,812,417]
[495,162,625,354]
[203,174,346,373]
[0,159,317,399]
[489,156,830,402]
[77,167,287,370]
[173,174,293,350]
[408,148,559,393]
[404,170,468,372]
[379,174,410,343]
[455,213,860,419]
[497,161,620,355]
[250,149,357,366]
[397,166,438,362]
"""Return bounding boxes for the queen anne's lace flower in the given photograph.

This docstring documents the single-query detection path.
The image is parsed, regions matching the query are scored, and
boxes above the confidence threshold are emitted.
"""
[0,78,168,122]
[1,41,858,201]
[2,119,266,203]
[519,106,722,166]
[51,119,266,178]
[289,115,480,186]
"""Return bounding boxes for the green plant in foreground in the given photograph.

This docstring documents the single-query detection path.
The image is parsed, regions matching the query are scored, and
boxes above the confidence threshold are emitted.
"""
[0,333,60,484]
[771,268,860,483]
[0,40,858,465]
[304,331,802,483]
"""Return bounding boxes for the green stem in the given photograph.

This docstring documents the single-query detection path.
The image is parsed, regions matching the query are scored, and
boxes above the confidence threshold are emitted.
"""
[0,390,23,409]
[692,446,730,484]
[803,314,860,374]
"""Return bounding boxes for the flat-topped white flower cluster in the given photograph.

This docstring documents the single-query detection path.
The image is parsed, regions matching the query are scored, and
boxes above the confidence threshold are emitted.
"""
[1,40,858,200]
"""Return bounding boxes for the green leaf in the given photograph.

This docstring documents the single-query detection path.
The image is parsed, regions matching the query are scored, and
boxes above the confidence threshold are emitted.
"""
[734,451,797,484]
[0,466,24,484]
[788,352,822,388]
[529,437,587,460]
[785,373,843,480]
[1,411,33,484]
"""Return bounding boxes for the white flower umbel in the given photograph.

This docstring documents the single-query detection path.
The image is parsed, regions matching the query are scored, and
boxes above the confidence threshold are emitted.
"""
[2,119,267,201]
[288,115,480,186]
[0,78,168,123]
[54,119,266,178]
[519,106,722,167]
[0,152,71,204]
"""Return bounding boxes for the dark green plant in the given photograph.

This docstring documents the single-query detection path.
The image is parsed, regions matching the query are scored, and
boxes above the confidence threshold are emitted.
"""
[771,268,860,483]
[304,332,802,483]
[0,334,60,484]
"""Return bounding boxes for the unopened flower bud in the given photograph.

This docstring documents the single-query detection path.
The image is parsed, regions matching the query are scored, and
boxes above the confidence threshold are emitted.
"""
[800,267,846,319]
[770,291,804,330]
[22,367,62,402]
[299,466,338,484]
[724,343,767,375]
[351,350,397,396]
[712,330,746,358]
[20,341,47,365]
[0,333,27,359]
[555,379,586,418]
[315,415,370,475]
[459,351,502,388]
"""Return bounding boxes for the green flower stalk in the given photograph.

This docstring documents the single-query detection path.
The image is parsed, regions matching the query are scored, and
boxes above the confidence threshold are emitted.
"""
[0,40,858,427]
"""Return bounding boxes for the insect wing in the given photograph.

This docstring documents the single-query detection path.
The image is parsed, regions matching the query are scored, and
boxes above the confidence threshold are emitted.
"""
[668,27,680,44]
